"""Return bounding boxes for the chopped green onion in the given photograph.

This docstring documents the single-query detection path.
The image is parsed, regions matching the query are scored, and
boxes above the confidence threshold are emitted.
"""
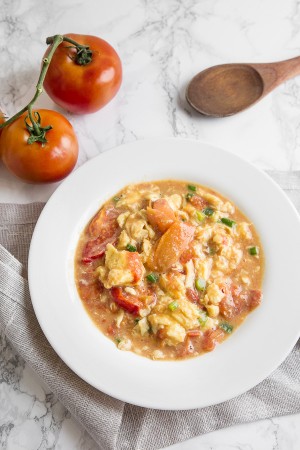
[186,193,194,201]
[187,184,196,192]
[249,246,259,256]
[168,301,179,311]
[219,323,233,333]
[196,211,206,222]
[115,337,122,344]
[147,273,159,283]
[126,244,137,252]
[220,218,236,227]
[209,246,216,255]
[198,311,208,327]
[203,207,214,216]
[195,278,206,291]
[113,196,120,202]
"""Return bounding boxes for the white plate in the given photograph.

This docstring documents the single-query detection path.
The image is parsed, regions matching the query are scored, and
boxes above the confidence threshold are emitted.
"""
[28,138,300,410]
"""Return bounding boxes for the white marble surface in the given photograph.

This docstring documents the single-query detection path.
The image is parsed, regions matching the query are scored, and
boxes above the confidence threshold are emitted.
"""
[0,0,300,448]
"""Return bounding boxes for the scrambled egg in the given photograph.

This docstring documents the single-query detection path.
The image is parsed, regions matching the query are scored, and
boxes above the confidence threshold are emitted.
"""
[116,185,161,209]
[148,314,186,345]
[148,296,201,345]
[125,212,155,243]
[159,272,186,299]
[164,194,182,211]
[194,258,213,281]
[97,244,145,289]
[203,282,225,305]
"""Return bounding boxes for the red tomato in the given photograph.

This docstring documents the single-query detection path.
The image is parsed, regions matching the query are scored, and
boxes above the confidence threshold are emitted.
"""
[126,252,145,284]
[180,244,194,263]
[186,288,200,304]
[88,205,119,238]
[202,328,225,352]
[219,283,257,319]
[190,195,207,209]
[43,34,122,114]
[0,110,5,137]
[110,287,143,315]
[249,289,262,310]
[82,231,119,263]
[0,111,5,158]
[178,337,194,357]
[187,329,201,337]
[154,221,195,272]
[79,279,103,302]
[147,199,175,233]
[82,205,121,263]
[0,109,78,183]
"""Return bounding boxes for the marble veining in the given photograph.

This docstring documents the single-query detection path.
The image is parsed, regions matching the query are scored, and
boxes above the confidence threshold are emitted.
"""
[0,0,300,449]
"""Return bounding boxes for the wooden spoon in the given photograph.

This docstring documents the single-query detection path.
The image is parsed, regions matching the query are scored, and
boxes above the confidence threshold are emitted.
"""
[186,56,300,117]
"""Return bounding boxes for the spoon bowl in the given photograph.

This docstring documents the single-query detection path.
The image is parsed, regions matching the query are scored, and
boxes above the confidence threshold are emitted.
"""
[186,56,300,117]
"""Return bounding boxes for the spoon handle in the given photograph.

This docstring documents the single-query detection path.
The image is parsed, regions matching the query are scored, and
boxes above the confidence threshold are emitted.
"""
[251,56,300,95]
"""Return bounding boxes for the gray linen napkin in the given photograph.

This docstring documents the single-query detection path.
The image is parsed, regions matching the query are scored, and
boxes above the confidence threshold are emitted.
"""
[0,171,300,450]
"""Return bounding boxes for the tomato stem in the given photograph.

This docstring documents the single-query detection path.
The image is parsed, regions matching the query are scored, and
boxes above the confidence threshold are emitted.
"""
[46,35,93,65]
[0,35,65,143]
[25,110,52,145]
[27,106,40,136]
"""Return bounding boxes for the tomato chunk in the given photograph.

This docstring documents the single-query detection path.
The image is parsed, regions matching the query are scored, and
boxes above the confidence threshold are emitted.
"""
[110,287,143,315]
[79,279,103,302]
[186,288,200,304]
[147,199,176,233]
[126,252,145,284]
[202,328,225,352]
[83,205,120,262]
[249,289,262,310]
[88,205,119,238]
[154,221,195,272]
[219,292,236,319]
[134,284,157,307]
[220,284,261,319]
[178,337,195,357]
[180,244,194,264]
[187,329,201,337]
[82,230,119,263]
[157,328,167,340]
[189,195,207,210]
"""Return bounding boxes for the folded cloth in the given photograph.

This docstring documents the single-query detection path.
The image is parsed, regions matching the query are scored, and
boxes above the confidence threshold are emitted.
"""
[0,171,300,450]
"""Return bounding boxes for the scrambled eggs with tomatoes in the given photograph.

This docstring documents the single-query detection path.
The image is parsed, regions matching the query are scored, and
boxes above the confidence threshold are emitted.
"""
[75,180,263,360]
